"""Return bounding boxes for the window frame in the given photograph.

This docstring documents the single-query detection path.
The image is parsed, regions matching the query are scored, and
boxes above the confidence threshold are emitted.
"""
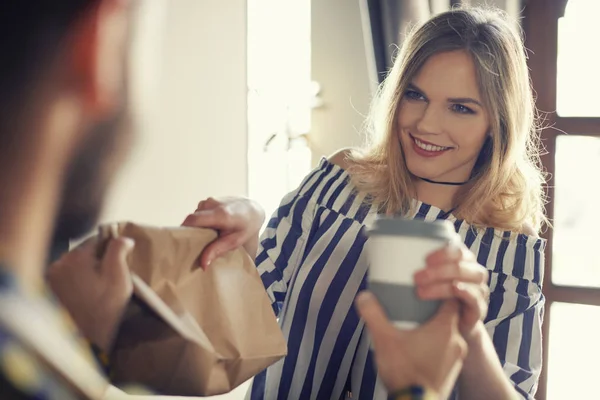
[523,0,600,398]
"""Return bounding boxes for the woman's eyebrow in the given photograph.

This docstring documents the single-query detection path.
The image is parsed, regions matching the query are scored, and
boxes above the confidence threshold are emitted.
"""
[447,96,483,107]
[408,82,483,107]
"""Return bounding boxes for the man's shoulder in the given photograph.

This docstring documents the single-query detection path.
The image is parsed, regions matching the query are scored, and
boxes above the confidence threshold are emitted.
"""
[0,324,76,400]
[0,283,105,400]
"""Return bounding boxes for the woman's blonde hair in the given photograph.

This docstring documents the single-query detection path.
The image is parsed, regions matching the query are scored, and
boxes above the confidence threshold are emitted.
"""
[347,7,547,233]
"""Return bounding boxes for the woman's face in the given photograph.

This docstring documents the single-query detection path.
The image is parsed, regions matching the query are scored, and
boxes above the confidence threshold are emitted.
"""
[397,50,490,183]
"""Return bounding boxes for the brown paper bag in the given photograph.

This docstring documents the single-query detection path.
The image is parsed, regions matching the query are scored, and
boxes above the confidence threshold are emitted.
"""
[101,222,287,396]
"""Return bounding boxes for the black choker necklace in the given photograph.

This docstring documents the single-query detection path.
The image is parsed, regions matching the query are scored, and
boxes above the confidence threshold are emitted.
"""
[419,177,469,186]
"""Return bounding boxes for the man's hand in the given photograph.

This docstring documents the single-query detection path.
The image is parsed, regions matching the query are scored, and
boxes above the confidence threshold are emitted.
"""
[182,196,265,268]
[355,292,467,398]
[47,236,134,353]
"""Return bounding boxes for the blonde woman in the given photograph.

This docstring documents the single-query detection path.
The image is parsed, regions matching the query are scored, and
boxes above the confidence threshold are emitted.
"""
[186,7,546,400]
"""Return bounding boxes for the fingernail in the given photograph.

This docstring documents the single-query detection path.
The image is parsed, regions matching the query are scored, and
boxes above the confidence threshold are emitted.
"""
[447,244,461,258]
[121,238,135,250]
[454,281,465,291]
[355,291,374,306]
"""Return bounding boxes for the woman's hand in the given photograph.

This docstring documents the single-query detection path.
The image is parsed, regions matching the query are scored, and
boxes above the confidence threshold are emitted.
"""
[413,244,490,339]
[182,197,265,268]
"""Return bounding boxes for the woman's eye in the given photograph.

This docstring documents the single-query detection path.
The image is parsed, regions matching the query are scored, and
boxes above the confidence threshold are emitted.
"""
[404,90,425,101]
[451,104,475,115]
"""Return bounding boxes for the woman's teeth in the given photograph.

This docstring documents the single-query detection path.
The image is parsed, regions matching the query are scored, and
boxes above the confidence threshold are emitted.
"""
[414,138,449,152]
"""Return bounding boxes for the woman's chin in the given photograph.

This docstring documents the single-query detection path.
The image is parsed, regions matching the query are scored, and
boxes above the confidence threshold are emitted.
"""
[406,166,438,181]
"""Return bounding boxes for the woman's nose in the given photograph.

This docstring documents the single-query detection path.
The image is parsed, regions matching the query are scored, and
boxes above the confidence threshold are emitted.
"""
[415,104,443,135]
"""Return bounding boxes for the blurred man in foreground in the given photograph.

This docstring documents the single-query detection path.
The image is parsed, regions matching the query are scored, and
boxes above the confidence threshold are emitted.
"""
[0,1,466,399]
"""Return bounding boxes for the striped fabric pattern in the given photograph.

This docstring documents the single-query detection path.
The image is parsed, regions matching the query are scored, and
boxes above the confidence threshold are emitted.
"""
[248,158,546,400]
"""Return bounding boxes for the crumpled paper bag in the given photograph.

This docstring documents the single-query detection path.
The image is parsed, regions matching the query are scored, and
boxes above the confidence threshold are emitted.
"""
[99,222,287,396]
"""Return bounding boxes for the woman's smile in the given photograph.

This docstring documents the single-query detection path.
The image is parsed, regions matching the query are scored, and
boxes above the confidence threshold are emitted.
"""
[410,134,454,158]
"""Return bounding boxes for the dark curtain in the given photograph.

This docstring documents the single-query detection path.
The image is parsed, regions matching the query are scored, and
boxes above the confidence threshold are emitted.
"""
[360,0,521,85]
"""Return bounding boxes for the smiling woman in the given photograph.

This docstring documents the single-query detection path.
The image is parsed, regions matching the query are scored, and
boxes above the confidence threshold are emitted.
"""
[347,9,547,233]
[397,50,490,189]
[248,7,547,400]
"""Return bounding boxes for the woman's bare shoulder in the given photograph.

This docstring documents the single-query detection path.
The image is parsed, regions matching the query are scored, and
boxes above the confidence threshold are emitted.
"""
[327,148,356,170]
[520,223,538,237]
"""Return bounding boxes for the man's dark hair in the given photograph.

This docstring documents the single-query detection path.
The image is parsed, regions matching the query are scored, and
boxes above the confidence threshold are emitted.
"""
[0,2,130,250]
[0,2,96,138]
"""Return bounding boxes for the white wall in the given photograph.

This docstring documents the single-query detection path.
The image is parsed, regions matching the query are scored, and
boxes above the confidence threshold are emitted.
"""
[102,1,251,398]
[105,0,375,222]
[101,0,248,227]
[310,0,373,164]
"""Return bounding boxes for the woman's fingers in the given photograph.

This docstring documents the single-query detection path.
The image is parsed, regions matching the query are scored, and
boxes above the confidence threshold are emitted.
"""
[417,282,454,300]
[418,281,488,320]
[414,261,488,286]
[452,281,489,328]
[425,244,474,266]
[197,232,245,269]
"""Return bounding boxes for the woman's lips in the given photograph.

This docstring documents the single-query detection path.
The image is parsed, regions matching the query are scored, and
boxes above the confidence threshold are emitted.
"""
[410,135,452,158]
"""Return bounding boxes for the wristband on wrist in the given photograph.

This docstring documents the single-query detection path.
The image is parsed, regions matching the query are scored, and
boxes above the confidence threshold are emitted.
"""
[387,385,438,400]
[89,342,111,377]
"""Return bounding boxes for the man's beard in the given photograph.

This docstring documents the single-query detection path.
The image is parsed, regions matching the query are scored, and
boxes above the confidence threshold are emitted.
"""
[52,103,132,244]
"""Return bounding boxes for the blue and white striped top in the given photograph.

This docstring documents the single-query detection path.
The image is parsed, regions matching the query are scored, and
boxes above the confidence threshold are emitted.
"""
[248,158,545,400]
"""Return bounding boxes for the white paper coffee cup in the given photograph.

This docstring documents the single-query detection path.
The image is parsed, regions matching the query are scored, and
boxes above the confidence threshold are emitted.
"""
[366,217,459,329]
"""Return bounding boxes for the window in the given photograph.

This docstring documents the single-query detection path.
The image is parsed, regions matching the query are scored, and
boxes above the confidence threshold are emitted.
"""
[556,0,600,116]
[247,0,313,224]
[524,1,600,398]
[547,302,600,399]
[553,135,600,288]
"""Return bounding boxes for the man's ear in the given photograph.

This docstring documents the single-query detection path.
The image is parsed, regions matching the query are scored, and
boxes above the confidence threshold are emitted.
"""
[69,0,129,119]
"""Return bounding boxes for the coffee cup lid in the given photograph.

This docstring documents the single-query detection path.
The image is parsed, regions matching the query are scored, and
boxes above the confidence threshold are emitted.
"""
[367,216,456,240]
